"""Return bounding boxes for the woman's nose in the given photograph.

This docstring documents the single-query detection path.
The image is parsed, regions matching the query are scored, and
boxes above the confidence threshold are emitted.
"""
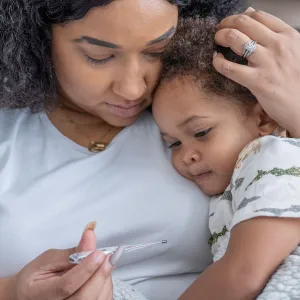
[113,60,146,101]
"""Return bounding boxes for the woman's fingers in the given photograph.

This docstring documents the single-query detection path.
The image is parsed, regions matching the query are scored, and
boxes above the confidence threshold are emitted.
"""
[106,289,113,300]
[247,10,294,33]
[27,250,106,300]
[97,277,113,300]
[56,250,107,299]
[69,255,113,300]
[73,247,125,300]
[40,222,100,299]
[76,221,97,252]
[212,53,256,89]
[215,8,300,137]
[16,222,104,300]
[214,28,268,65]
[42,222,97,271]
[217,14,276,47]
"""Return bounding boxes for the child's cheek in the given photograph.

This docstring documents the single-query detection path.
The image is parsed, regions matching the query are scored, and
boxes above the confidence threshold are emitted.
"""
[172,153,193,181]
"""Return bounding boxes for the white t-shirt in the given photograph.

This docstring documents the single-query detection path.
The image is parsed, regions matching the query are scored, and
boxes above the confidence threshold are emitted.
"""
[0,109,212,300]
[209,136,300,262]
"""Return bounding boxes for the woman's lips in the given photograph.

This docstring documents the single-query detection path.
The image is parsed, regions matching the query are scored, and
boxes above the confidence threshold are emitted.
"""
[106,101,145,118]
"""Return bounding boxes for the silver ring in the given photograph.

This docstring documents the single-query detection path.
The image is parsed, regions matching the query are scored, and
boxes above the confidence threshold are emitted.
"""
[242,40,257,59]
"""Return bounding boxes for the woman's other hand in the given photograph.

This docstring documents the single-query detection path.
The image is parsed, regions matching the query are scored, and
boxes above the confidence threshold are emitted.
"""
[213,8,300,137]
[10,222,116,300]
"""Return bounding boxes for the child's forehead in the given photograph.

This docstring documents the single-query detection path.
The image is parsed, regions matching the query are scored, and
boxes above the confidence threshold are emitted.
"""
[154,75,247,121]
[157,75,203,97]
[156,75,216,105]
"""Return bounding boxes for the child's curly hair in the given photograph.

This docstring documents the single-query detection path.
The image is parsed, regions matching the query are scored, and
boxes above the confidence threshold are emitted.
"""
[0,0,244,111]
[160,17,256,106]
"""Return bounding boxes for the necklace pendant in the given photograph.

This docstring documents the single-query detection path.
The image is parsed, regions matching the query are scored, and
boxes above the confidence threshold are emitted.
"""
[88,141,107,152]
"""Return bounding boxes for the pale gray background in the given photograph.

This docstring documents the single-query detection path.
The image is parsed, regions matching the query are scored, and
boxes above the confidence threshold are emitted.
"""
[248,0,300,29]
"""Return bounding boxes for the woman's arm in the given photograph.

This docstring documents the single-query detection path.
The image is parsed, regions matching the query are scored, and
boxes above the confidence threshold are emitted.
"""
[180,217,300,300]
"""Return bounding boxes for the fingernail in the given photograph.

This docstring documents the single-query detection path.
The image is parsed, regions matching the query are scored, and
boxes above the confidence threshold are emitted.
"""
[245,7,255,12]
[213,51,218,58]
[109,246,125,267]
[83,221,97,233]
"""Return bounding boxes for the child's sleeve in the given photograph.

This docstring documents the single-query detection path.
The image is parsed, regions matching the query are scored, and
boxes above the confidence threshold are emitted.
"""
[113,279,149,300]
[230,136,300,230]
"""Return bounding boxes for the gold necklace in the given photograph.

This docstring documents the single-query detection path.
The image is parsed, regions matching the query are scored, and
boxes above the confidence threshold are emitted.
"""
[88,126,113,153]
[54,103,113,153]
[88,141,107,152]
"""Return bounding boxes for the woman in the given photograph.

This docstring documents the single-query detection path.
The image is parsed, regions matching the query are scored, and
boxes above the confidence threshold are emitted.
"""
[0,1,299,299]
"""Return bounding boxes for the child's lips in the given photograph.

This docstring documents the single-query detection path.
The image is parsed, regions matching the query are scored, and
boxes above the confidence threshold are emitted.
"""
[194,171,213,183]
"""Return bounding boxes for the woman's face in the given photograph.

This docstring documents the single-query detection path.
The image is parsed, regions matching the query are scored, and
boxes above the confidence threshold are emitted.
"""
[51,0,178,127]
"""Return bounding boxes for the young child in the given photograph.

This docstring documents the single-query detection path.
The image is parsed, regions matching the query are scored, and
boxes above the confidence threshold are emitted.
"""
[152,17,300,299]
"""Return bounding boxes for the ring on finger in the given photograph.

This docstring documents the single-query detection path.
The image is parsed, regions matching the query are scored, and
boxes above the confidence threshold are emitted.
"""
[242,40,257,59]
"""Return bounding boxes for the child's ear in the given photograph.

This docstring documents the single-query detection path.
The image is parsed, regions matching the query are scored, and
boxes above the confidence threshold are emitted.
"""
[252,103,278,136]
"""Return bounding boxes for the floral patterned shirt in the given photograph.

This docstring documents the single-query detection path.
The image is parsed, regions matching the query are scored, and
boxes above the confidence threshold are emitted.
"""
[209,136,300,262]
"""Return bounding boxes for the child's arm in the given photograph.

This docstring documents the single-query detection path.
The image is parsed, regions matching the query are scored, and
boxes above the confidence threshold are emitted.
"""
[179,216,300,300]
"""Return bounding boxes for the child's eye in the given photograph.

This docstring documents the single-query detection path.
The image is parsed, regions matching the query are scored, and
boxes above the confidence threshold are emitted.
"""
[194,128,212,138]
[168,141,182,149]
[145,52,164,59]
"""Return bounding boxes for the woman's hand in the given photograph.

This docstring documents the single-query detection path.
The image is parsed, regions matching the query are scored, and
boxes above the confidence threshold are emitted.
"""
[213,8,300,137]
[8,223,118,300]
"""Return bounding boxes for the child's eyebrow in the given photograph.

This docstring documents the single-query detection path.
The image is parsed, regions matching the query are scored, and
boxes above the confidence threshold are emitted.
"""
[160,132,175,140]
[178,115,210,127]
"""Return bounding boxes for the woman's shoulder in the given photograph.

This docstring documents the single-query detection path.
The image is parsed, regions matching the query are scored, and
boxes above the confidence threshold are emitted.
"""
[133,110,156,129]
[0,108,31,124]
[126,110,161,138]
[0,108,42,145]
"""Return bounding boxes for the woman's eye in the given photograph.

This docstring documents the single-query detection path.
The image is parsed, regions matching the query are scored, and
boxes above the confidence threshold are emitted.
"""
[168,141,181,149]
[86,55,114,65]
[194,128,212,138]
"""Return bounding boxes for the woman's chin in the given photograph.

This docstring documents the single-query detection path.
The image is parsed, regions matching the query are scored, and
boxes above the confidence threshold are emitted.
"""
[104,111,145,127]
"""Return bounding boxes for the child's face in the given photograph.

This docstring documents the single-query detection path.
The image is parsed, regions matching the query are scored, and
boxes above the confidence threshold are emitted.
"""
[153,76,262,196]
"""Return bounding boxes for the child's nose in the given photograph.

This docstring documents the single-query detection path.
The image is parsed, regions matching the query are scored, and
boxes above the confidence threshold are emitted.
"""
[183,149,201,165]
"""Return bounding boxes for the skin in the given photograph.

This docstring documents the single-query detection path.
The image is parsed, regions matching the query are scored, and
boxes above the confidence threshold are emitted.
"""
[153,75,300,299]
[0,227,114,300]
[213,8,300,138]
[2,4,300,299]
[50,0,178,148]
[153,75,276,195]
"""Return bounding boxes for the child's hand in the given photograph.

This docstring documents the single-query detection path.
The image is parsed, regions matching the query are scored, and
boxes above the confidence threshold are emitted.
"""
[213,8,300,138]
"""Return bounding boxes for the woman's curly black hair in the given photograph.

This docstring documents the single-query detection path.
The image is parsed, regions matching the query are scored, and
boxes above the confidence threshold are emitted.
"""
[0,0,245,110]
[159,16,256,107]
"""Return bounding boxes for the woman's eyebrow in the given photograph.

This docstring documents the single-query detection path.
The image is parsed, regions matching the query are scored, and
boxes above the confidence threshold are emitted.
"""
[73,36,121,49]
[146,26,176,46]
[73,26,176,49]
